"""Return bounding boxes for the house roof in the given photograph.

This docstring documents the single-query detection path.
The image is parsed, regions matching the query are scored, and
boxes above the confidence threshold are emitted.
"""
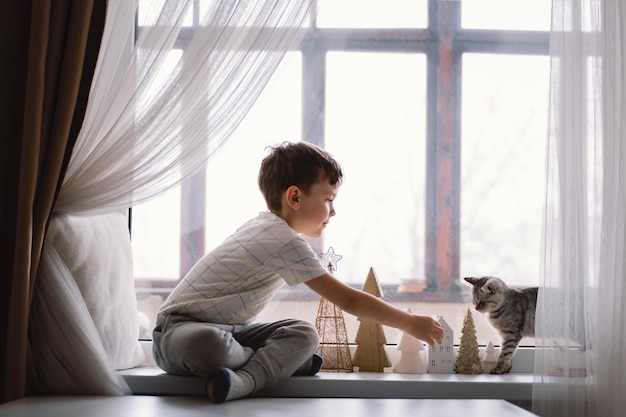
[437,315,453,333]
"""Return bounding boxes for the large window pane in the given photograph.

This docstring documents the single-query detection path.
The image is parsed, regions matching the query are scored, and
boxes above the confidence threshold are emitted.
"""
[317,0,427,29]
[461,54,549,288]
[203,53,302,251]
[132,3,551,350]
[462,0,551,31]
[132,53,302,331]
[132,188,181,280]
[325,52,427,286]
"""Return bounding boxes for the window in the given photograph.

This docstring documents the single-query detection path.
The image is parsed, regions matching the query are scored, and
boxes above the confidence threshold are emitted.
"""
[132,0,550,347]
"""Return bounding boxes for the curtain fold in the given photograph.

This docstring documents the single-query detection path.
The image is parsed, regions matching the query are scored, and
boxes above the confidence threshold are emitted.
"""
[56,0,314,215]
[28,0,316,396]
[31,243,131,395]
[533,1,626,415]
[0,0,106,403]
[594,3,626,415]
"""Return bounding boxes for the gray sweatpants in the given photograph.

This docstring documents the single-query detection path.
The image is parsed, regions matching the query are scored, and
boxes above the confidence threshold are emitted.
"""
[152,314,319,393]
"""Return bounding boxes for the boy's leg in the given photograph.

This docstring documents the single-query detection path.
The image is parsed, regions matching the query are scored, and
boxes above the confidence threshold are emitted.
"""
[153,314,254,376]
[208,318,319,402]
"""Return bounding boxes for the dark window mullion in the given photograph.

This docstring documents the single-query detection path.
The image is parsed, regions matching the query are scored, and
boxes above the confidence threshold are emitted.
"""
[180,169,206,278]
[301,38,326,147]
[456,29,550,55]
[425,0,462,294]
[179,7,205,279]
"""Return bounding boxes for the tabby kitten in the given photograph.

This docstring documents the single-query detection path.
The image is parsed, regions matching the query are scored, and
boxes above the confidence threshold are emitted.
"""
[464,276,538,374]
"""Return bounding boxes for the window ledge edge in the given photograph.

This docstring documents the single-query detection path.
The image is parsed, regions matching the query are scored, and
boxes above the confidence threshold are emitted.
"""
[119,366,534,401]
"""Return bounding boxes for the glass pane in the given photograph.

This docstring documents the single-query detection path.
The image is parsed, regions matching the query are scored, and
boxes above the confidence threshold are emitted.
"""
[462,0,551,31]
[317,0,427,29]
[138,0,193,27]
[131,50,183,282]
[204,52,302,251]
[132,188,181,280]
[325,52,427,287]
[461,54,549,289]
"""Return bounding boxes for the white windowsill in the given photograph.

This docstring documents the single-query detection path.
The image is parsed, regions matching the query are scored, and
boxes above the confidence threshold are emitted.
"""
[119,342,535,402]
[120,365,534,401]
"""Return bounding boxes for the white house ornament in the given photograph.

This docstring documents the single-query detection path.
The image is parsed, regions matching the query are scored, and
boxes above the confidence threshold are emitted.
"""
[427,316,454,373]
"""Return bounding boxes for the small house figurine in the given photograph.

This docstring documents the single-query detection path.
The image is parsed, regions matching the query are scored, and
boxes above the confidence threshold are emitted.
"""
[393,308,427,374]
[428,316,454,373]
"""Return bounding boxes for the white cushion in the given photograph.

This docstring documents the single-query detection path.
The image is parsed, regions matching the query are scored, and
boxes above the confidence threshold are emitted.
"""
[47,211,146,370]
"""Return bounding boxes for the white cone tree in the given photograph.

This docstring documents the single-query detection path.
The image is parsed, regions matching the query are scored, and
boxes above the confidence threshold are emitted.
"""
[482,341,499,373]
[393,308,427,374]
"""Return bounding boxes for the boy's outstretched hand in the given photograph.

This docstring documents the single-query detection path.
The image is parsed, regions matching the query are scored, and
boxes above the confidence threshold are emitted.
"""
[306,273,445,346]
[406,314,444,346]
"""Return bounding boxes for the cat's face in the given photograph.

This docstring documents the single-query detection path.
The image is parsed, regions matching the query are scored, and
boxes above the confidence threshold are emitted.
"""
[464,276,506,313]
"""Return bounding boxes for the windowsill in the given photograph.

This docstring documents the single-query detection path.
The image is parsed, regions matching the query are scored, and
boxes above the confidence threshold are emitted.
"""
[120,342,535,402]
[120,366,534,401]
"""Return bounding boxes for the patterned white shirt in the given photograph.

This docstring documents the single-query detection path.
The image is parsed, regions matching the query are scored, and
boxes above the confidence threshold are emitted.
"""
[157,212,328,324]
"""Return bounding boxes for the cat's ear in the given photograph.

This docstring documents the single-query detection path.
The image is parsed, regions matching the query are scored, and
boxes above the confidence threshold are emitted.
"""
[464,277,478,286]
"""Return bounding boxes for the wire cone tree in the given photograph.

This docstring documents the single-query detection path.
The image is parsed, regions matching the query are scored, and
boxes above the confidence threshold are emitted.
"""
[314,247,353,372]
[315,297,353,372]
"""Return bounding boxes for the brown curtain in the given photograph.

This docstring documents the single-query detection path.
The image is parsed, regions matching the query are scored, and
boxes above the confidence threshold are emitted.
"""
[0,0,106,403]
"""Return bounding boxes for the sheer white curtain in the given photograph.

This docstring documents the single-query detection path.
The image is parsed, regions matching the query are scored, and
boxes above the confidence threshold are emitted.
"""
[30,0,314,395]
[57,0,313,213]
[533,1,626,416]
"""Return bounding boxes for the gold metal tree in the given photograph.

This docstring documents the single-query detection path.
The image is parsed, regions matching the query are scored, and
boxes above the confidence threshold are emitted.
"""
[314,247,353,372]
[454,308,483,374]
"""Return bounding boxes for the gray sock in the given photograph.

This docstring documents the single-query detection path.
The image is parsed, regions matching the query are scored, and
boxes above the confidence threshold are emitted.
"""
[207,367,256,403]
[293,353,324,376]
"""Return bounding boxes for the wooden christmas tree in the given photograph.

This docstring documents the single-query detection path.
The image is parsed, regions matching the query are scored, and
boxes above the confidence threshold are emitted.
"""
[454,308,483,374]
[393,308,427,374]
[314,247,353,372]
[352,267,392,372]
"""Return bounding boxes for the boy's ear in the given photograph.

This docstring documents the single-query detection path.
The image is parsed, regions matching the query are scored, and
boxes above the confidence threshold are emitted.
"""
[285,185,301,209]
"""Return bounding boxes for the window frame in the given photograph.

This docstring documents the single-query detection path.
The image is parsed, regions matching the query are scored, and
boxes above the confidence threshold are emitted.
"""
[133,0,550,304]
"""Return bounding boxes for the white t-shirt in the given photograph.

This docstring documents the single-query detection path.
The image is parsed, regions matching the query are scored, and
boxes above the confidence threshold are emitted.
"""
[157,212,328,324]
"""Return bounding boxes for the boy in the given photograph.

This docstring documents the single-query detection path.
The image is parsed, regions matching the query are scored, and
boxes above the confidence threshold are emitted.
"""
[153,141,444,403]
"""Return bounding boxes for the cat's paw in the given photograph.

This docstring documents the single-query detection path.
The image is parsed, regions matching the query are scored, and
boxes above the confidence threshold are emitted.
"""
[490,361,512,374]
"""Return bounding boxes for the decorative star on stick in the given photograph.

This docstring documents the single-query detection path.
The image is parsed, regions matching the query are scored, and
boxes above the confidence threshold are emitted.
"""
[320,246,342,272]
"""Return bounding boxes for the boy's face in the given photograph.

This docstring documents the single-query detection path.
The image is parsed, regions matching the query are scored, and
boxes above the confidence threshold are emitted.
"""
[293,179,339,239]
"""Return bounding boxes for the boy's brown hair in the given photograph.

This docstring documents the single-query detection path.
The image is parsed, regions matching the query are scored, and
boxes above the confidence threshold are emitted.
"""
[258,141,343,211]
